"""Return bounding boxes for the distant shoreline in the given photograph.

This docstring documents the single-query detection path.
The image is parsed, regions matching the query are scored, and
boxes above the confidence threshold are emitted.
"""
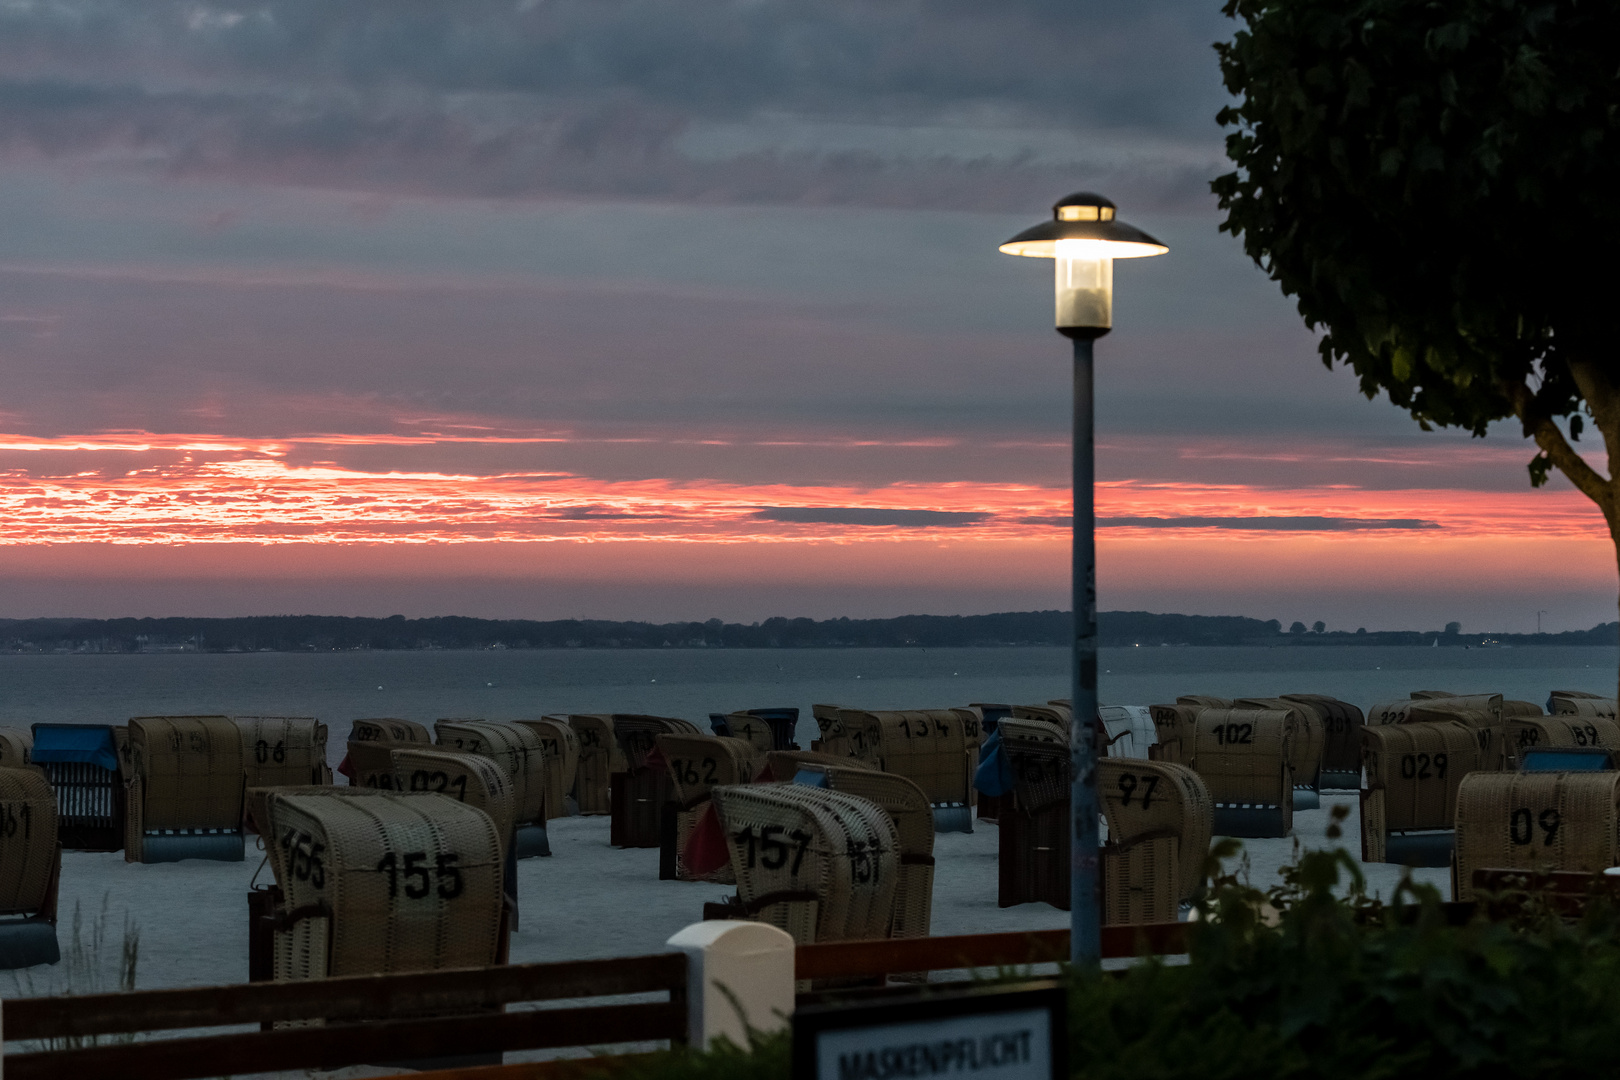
[0,611,1614,654]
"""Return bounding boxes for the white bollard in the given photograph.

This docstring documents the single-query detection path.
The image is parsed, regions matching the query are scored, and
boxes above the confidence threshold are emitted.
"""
[666,920,795,1050]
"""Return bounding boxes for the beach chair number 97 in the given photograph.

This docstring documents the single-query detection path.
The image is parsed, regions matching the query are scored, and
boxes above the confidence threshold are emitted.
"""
[1115,773,1160,809]
[733,825,810,873]
[674,758,718,785]
[1509,807,1561,847]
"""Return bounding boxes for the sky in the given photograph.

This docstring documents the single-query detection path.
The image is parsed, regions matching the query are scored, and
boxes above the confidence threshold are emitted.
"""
[0,0,1611,632]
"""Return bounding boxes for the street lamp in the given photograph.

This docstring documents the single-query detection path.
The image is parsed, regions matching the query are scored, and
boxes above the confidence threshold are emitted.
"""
[999,192,1167,966]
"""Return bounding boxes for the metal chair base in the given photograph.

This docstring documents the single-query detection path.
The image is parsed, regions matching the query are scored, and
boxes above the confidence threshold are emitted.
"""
[0,918,59,969]
[513,823,551,859]
[141,831,245,863]
[933,804,974,834]
[1212,804,1288,839]
[1383,829,1454,868]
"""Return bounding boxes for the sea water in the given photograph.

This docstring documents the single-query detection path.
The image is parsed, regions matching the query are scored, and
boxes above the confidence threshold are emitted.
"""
[0,645,1613,767]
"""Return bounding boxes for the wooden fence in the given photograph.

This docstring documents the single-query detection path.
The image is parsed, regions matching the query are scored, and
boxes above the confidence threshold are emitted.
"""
[0,923,1186,1080]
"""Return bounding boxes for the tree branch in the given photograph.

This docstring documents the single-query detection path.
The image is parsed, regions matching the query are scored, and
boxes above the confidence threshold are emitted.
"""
[1504,380,1614,518]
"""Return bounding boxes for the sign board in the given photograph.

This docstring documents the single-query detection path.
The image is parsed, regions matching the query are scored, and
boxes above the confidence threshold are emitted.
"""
[793,982,1066,1080]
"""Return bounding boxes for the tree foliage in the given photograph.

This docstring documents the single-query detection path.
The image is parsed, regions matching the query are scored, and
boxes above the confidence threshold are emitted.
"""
[1213,0,1620,513]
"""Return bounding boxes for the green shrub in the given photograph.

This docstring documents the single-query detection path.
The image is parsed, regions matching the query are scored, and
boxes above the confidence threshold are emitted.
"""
[619,816,1620,1080]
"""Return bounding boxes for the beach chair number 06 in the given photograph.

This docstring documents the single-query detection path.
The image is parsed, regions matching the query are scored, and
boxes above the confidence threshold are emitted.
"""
[0,801,33,841]
[1399,753,1447,780]
[280,829,327,887]
[254,740,287,764]
[1508,807,1561,847]
[375,851,466,900]
[732,825,811,873]
[407,769,469,801]
[1209,723,1255,746]
[674,758,718,785]
[1116,773,1160,808]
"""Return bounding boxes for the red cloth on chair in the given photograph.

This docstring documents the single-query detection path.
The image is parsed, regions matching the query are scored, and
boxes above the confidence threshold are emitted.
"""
[336,753,354,781]
[683,801,731,877]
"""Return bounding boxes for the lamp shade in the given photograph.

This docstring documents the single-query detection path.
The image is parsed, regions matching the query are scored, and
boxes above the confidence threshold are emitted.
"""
[999,193,1168,259]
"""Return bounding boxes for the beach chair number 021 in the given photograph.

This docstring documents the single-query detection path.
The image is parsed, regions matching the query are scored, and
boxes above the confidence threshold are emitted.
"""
[254,740,287,764]
[407,769,469,801]
[0,801,34,840]
[1208,722,1255,745]
[732,825,811,873]
[1115,773,1160,808]
[375,851,466,899]
[1509,807,1561,847]
[280,828,328,888]
[673,758,718,785]
[1399,753,1448,780]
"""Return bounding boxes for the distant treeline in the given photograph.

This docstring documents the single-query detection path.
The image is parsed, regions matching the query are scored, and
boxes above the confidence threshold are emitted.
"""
[0,611,1615,653]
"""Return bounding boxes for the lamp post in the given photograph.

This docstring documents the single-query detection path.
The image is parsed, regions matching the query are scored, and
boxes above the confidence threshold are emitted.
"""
[999,193,1167,965]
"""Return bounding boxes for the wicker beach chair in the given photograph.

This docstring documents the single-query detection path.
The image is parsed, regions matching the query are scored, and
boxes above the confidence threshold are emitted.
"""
[997,718,1070,909]
[0,729,32,769]
[1147,704,1202,765]
[1097,706,1157,760]
[0,765,61,968]
[1453,770,1620,901]
[566,715,624,815]
[1401,701,1508,771]
[708,783,899,945]
[1504,714,1620,769]
[235,717,332,789]
[1012,703,1071,736]
[609,715,695,848]
[1282,694,1365,788]
[434,721,549,858]
[516,717,580,820]
[656,732,761,883]
[263,790,505,981]
[833,710,974,832]
[1191,708,1293,838]
[344,718,433,790]
[1360,721,1483,866]
[810,704,853,757]
[1237,698,1325,807]
[710,709,800,753]
[797,765,934,940]
[1178,695,1235,710]
[763,750,875,783]
[1548,694,1619,721]
[1097,758,1212,908]
[125,716,247,863]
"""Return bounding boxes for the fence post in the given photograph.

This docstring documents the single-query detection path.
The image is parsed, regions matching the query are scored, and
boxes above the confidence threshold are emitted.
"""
[666,920,795,1050]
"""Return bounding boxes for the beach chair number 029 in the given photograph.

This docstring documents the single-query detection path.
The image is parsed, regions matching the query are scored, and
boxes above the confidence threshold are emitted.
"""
[375,851,466,899]
[732,825,811,873]
[673,758,718,785]
[1509,807,1561,847]
[1115,773,1160,808]
[1399,753,1448,780]
[280,829,328,887]
[254,740,287,764]
[0,801,34,840]
[1209,723,1255,745]
[407,769,469,801]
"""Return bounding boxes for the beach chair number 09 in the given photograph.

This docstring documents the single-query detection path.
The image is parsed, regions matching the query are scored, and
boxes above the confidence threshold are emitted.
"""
[733,825,811,873]
[375,851,466,899]
[1209,723,1255,745]
[673,758,718,785]
[254,740,287,764]
[1399,753,1448,780]
[1509,807,1561,847]
[1115,773,1160,808]
[407,769,469,801]
[280,829,328,887]
[0,801,33,840]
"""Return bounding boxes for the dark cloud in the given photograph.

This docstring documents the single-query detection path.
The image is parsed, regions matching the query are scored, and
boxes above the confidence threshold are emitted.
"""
[755,507,990,527]
[1095,516,1443,531]
[0,0,1231,210]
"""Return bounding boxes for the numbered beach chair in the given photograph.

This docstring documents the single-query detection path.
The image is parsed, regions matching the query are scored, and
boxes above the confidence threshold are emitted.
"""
[1360,721,1482,867]
[796,765,935,940]
[610,715,698,848]
[997,718,1071,909]
[1453,771,1620,901]
[0,729,31,770]
[1013,703,1071,737]
[435,721,550,858]
[837,710,976,833]
[657,732,759,882]
[1504,714,1620,770]
[1547,692,1619,720]
[1178,695,1235,710]
[262,789,505,981]
[29,724,124,852]
[125,716,246,863]
[1282,695,1364,789]
[1147,704,1201,765]
[565,715,623,815]
[0,766,61,969]
[236,717,332,789]
[342,718,434,790]
[1401,700,1508,771]
[1191,708,1293,838]
[1238,698,1325,809]
[810,704,853,757]
[516,717,580,820]
[708,783,899,946]
[710,709,801,752]
[1097,758,1213,920]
